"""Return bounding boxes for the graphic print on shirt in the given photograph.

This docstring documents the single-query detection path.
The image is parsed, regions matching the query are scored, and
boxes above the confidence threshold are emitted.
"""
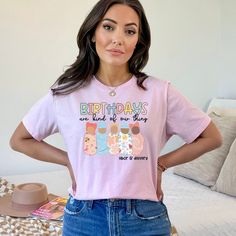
[119,122,132,155]
[130,122,144,155]
[97,121,109,155]
[83,122,97,155]
[107,123,120,155]
[81,102,148,158]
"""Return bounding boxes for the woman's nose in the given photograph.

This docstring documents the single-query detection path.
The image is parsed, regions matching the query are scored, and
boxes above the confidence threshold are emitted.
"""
[112,39,122,46]
[111,30,123,46]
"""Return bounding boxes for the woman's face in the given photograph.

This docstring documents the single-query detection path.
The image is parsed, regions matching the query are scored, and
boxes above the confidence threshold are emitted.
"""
[94,4,139,68]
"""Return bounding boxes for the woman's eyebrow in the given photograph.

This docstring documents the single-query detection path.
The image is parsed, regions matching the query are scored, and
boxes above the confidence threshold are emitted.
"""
[102,18,138,27]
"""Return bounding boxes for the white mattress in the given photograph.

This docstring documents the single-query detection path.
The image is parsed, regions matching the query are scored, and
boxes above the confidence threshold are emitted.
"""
[163,169,236,236]
[3,168,236,236]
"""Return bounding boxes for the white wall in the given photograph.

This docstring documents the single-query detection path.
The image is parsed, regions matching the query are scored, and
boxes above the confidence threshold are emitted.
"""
[1,0,235,175]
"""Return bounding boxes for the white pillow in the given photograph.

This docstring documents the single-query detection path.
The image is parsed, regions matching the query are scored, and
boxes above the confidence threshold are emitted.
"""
[173,113,236,187]
[207,107,236,117]
[211,138,236,197]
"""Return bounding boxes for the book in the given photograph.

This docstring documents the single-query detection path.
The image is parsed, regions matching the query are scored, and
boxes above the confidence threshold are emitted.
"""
[31,197,67,221]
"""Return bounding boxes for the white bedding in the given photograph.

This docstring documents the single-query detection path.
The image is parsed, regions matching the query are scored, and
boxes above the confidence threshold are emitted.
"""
[163,169,236,236]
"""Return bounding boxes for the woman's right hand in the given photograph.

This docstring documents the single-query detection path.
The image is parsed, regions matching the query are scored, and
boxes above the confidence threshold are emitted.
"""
[66,160,77,195]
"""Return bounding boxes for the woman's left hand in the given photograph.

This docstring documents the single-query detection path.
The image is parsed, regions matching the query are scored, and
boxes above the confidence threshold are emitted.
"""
[156,170,164,201]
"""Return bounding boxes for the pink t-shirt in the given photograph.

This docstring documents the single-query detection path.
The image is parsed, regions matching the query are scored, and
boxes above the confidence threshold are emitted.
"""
[23,76,210,201]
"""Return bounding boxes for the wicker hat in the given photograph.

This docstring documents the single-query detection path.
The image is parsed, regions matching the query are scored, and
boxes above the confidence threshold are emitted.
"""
[0,183,57,217]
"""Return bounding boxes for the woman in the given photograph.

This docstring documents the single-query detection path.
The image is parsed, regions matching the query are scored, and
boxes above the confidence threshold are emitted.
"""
[10,0,222,235]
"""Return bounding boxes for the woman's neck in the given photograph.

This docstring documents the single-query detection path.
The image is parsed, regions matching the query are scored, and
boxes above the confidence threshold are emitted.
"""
[95,66,132,87]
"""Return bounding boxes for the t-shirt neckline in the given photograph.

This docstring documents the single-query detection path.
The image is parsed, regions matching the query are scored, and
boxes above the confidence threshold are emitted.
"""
[92,74,136,91]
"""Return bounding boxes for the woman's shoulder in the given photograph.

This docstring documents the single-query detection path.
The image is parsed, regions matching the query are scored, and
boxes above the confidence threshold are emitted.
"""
[143,75,170,88]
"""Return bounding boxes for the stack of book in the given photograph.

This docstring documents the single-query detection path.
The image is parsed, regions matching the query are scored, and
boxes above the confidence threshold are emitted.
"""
[31,197,67,221]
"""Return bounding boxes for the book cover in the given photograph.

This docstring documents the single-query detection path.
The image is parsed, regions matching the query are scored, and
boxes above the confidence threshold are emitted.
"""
[31,197,67,221]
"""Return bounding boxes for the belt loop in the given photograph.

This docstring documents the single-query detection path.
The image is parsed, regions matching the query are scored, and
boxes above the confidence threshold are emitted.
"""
[69,195,74,204]
[126,199,132,214]
[86,200,94,209]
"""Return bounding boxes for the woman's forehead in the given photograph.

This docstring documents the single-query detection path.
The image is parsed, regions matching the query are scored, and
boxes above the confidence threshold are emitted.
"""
[102,4,139,26]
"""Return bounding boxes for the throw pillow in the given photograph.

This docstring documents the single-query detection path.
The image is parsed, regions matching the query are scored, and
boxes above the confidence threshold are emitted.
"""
[207,107,236,117]
[173,112,236,186]
[211,138,236,197]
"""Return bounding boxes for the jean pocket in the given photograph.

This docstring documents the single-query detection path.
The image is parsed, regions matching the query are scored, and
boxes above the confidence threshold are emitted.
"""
[133,200,167,220]
[64,195,87,216]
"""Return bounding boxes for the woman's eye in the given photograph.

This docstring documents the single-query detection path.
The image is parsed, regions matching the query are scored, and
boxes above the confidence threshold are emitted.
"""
[126,29,136,35]
[103,25,113,31]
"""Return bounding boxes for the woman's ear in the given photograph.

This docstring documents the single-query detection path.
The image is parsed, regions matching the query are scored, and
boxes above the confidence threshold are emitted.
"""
[92,36,95,43]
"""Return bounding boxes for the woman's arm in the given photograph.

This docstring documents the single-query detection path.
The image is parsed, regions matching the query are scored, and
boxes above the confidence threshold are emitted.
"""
[10,122,76,193]
[159,121,222,169]
[156,121,221,201]
[10,122,68,166]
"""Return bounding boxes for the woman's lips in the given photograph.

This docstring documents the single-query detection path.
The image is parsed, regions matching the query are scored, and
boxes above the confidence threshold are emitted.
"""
[107,49,125,56]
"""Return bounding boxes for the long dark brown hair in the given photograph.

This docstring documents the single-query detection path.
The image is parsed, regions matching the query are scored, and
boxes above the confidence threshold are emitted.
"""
[51,0,151,95]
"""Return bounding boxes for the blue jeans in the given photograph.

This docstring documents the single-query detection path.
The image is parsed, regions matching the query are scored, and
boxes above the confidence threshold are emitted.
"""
[62,195,171,236]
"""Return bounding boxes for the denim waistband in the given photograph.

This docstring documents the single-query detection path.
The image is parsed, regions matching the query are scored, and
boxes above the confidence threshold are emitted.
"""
[69,195,160,207]
[85,198,160,210]
[94,199,134,207]
[85,199,141,215]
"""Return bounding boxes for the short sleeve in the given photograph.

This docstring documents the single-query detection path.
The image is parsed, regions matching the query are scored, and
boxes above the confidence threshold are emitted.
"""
[22,91,59,141]
[166,83,211,144]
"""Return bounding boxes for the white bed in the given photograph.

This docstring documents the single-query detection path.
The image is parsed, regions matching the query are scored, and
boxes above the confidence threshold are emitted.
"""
[163,169,236,236]
[2,98,236,236]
